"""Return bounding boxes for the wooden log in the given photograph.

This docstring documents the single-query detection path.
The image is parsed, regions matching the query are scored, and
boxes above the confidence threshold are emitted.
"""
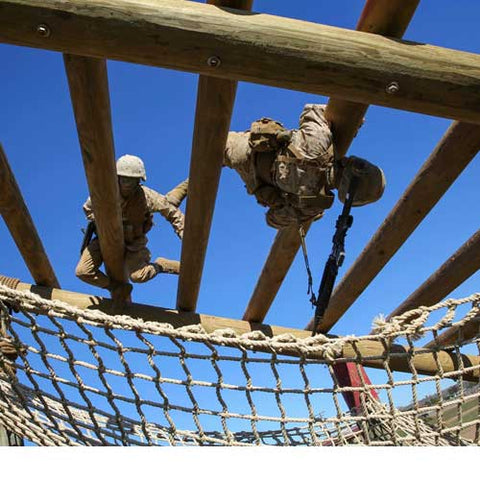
[326,0,420,158]
[244,0,418,325]
[389,229,480,319]
[3,1,480,122]
[424,317,480,350]
[0,276,478,381]
[176,0,252,312]
[243,224,310,322]
[63,55,126,291]
[0,144,59,288]
[310,121,480,333]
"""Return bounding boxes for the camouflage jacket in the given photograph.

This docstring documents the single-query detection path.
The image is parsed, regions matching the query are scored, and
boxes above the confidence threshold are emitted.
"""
[83,185,185,251]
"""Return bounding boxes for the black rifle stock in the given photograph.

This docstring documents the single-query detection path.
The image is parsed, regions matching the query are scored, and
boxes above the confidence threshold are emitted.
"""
[312,176,358,335]
[80,221,96,254]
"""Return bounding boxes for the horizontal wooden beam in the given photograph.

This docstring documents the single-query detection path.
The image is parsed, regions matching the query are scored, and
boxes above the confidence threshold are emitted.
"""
[0,276,476,381]
[244,0,419,325]
[63,55,126,291]
[0,144,59,288]
[3,1,480,123]
[176,0,252,312]
[309,121,480,333]
[389,229,480,319]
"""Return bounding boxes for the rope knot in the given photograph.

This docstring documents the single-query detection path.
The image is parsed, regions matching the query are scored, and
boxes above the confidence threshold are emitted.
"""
[242,330,268,341]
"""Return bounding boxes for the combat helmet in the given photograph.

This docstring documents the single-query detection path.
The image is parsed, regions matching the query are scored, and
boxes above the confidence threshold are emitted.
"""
[116,154,147,181]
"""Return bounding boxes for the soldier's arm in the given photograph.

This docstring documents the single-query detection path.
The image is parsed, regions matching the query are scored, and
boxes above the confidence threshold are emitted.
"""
[144,187,185,239]
[83,197,95,221]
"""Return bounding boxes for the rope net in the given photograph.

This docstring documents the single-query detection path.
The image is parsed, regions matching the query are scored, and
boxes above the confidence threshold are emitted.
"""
[0,284,479,446]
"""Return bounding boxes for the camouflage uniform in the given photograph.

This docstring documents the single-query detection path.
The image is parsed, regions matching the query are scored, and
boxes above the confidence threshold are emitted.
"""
[75,180,188,289]
[224,104,384,228]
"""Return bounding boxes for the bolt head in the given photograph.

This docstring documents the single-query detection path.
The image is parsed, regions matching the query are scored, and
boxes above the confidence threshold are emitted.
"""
[386,81,400,95]
[207,56,221,68]
[36,24,51,38]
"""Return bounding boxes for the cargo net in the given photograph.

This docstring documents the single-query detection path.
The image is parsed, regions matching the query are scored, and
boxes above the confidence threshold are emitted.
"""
[0,284,479,446]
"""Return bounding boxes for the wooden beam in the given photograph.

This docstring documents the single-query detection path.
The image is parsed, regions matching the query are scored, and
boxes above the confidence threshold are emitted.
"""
[0,276,478,381]
[0,144,59,288]
[3,1,480,122]
[310,121,480,333]
[63,55,126,291]
[424,317,480,350]
[244,0,419,324]
[243,223,310,322]
[326,0,420,158]
[389,229,480,319]
[177,0,252,312]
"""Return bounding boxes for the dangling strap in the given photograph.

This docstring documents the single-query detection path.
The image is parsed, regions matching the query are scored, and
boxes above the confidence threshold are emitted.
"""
[298,224,317,307]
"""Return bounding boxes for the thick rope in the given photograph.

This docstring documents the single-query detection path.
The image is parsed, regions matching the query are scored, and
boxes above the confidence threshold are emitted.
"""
[0,284,478,446]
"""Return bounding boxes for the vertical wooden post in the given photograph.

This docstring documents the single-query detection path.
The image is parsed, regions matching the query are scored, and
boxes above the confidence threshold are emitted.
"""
[244,0,420,326]
[64,55,127,298]
[176,0,253,312]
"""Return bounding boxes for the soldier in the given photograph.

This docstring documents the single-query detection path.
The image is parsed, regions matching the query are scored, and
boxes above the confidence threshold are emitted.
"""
[223,104,385,228]
[75,154,188,299]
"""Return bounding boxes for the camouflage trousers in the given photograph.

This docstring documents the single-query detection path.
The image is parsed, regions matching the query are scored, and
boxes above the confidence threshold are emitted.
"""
[75,238,164,289]
[75,180,187,289]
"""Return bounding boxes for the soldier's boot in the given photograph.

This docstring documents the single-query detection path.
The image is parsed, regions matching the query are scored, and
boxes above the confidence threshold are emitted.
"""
[109,282,133,312]
[154,257,180,275]
[165,179,189,208]
[329,156,386,207]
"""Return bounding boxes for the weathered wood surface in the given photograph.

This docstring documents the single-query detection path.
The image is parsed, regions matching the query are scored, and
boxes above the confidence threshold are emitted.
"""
[2,1,480,122]
[389,229,480,319]
[0,144,59,288]
[64,55,126,290]
[0,277,476,381]
[326,0,420,158]
[176,0,252,312]
[244,0,419,324]
[310,121,480,333]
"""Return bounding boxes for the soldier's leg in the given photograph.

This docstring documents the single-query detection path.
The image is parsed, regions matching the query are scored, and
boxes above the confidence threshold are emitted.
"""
[75,238,110,289]
[223,131,251,169]
[127,248,180,283]
[126,248,156,283]
[165,179,189,208]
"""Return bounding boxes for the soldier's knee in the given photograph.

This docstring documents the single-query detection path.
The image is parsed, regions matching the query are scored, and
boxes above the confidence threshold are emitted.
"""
[75,263,90,280]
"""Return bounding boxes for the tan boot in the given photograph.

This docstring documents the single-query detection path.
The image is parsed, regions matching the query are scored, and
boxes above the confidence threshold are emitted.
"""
[165,179,188,208]
[154,257,180,275]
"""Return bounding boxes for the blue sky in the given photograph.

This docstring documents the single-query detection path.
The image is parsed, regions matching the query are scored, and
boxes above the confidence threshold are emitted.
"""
[2,0,480,341]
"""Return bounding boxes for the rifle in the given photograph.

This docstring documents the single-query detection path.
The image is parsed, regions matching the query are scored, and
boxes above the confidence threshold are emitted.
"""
[80,221,96,254]
[311,175,359,336]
